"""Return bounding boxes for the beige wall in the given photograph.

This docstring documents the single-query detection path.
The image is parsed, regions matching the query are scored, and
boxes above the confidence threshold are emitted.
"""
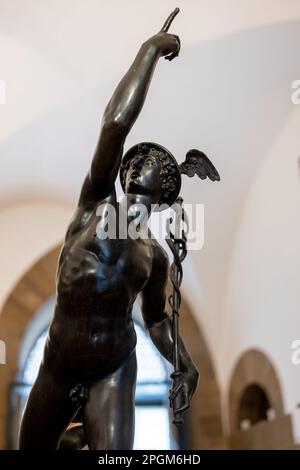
[0,201,73,310]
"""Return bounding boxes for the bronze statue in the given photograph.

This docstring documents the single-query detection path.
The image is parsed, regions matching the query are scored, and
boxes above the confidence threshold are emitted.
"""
[19,9,208,450]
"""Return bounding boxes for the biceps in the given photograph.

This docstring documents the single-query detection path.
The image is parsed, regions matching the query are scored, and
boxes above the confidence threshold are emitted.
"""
[141,282,167,327]
[80,122,126,204]
[91,123,125,186]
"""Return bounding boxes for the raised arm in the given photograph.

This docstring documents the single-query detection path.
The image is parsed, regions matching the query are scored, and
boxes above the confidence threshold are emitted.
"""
[79,9,181,206]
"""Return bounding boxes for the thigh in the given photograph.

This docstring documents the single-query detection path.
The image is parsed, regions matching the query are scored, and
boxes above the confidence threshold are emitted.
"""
[19,343,78,449]
[58,424,87,450]
[83,350,137,450]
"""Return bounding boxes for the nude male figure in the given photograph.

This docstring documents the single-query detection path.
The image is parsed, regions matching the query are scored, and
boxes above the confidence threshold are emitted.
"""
[19,9,198,450]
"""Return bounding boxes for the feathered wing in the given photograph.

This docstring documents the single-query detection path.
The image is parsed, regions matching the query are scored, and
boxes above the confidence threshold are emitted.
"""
[179,150,220,182]
[179,161,196,177]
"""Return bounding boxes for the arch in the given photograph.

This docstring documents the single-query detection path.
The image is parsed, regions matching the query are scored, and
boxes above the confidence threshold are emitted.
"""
[0,243,223,449]
[238,383,271,427]
[0,245,60,449]
[228,349,284,433]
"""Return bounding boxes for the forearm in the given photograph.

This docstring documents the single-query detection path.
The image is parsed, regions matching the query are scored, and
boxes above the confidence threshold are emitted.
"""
[147,315,199,376]
[103,41,161,130]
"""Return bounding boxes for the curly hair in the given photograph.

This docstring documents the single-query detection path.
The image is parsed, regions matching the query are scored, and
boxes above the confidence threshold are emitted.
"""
[120,143,179,205]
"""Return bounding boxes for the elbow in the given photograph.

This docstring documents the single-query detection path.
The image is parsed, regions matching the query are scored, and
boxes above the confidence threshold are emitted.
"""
[102,112,130,134]
[192,365,200,384]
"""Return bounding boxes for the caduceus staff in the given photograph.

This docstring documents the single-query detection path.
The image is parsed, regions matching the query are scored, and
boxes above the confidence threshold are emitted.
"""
[159,6,220,425]
[166,148,220,425]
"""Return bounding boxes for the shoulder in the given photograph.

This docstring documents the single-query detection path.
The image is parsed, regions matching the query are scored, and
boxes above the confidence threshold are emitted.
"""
[78,172,117,209]
[65,192,117,241]
[64,204,94,241]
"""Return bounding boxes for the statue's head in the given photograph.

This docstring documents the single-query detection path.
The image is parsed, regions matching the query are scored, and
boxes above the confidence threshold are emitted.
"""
[120,142,181,209]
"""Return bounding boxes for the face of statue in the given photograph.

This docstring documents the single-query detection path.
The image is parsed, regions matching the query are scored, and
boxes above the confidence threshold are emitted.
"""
[125,154,162,202]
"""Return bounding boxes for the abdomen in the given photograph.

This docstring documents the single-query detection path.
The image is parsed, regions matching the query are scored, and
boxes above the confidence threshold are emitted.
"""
[49,301,137,382]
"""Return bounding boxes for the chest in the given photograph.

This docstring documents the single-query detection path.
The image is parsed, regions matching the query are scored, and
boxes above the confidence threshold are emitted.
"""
[86,204,153,276]
[59,237,152,296]
[92,236,153,286]
[59,202,154,294]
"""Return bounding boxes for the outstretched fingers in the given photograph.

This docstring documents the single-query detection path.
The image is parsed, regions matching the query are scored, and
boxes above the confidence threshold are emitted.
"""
[161,7,180,33]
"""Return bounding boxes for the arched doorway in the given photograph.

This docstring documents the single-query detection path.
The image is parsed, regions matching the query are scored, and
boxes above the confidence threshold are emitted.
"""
[0,244,223,449]
[228,349,284,434]
[238,383,272,429]
[228,349,286,449]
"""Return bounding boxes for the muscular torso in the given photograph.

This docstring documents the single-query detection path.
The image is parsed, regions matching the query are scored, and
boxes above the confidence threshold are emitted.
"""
[48,196,156,382]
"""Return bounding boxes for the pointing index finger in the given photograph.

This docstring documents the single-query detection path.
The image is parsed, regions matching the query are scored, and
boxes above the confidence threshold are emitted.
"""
[160,7,180,32]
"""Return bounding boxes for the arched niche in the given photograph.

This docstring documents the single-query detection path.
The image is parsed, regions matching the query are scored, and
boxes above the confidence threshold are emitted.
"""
[228,349,284,434]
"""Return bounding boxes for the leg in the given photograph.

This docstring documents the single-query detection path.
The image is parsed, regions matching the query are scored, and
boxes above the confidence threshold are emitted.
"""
[19,343,78,449]
[58,425,87,450]
[59,407,87,450]
[83,350,137,450]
